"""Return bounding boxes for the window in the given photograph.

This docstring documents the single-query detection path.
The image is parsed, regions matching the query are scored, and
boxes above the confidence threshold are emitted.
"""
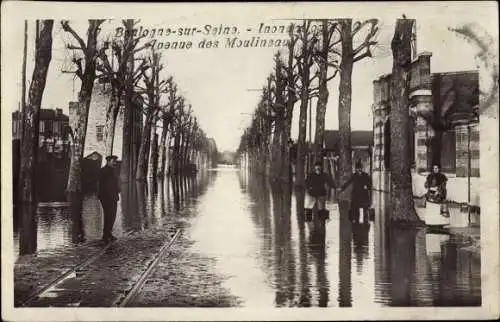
[96,125,104,142]
[440,130,456,173]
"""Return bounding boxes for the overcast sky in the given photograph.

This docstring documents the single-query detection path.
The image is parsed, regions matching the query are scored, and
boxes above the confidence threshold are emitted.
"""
[4,2,497,151]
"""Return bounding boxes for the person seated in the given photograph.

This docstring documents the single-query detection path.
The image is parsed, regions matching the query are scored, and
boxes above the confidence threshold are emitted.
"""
[425,164,448,203]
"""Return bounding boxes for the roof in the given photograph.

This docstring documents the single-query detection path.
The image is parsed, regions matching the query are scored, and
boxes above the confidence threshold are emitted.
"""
[324,130,373,150]
[12,109,69,121]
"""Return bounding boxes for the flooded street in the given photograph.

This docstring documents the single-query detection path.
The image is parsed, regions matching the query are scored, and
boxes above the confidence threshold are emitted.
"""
[14,166,481,307]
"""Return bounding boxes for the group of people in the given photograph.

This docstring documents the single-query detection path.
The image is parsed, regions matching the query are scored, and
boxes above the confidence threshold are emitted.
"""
[97,153,448,243]
[305,160,449,222]
[305,160,372,223]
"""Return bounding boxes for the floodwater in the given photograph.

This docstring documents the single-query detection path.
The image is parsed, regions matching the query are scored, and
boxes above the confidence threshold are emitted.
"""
[13,166,481,307]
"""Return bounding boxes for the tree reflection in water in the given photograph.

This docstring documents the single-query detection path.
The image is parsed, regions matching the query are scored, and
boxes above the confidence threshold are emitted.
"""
[18,202,38,255]
[308,215,328,307]
[69,192,85,244]
[337,200,352,307]
[270,183,296,307]
[352,222,370,274]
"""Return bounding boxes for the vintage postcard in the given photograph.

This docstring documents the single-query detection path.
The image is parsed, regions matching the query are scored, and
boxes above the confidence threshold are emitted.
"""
[1,1,499,321]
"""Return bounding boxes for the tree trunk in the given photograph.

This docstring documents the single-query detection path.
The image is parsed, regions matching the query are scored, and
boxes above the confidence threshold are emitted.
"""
[389,19,422,225]
[295,95,309,188]
[67,20,102,193]
[271,115,284,179]
[173,131,181,175]
[337,19,354,202]
[120,19,136,183]
[20,20,53,201]
[295,34,312,188]
[149,128,159,178]
[314,20,330,166]
[104,87,120,155]
[158,119,169,177]
[18,20,53,255]
[136,109,154,180]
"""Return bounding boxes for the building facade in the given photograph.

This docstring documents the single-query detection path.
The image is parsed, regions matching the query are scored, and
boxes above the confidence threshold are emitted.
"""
[323,130,373,175]
[69,82,125,164]
[372,52,480,206]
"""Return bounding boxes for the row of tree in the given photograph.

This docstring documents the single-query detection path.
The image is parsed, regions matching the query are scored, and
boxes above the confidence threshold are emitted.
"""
[237,18,422,224]
[18,19,216,228]
[237,19,378,193]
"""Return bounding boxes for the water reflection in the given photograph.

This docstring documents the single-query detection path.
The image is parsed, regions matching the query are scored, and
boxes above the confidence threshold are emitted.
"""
[14,171,213,260]
[237,174,480,307]
[372,191,481,307]
[337,202,352,307]
[13,169,481,307]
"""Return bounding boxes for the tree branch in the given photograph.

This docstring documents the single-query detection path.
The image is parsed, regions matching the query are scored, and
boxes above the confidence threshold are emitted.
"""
[61,20,87,53]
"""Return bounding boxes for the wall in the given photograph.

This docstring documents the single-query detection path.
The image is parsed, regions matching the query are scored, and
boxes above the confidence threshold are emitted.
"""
[82,83,124,165]
[372,169,480,206]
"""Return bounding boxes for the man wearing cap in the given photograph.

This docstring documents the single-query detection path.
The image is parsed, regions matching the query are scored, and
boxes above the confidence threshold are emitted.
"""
[98,155,120,243]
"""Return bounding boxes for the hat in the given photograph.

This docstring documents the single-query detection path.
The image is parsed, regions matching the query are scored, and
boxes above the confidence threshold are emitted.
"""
[314,161,322,167]
[105,155,118,161]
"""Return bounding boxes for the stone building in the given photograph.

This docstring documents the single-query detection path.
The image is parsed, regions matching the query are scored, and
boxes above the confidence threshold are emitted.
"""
[69,82,125,165]
[12,108,70,150]
[372,52,480,206]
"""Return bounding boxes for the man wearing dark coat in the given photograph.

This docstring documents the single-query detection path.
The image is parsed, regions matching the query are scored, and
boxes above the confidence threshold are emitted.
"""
[305,161,334,213]
[98,155,120,243]
[339,160,372,223]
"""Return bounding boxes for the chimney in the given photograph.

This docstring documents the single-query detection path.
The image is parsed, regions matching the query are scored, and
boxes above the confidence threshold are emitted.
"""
[56,108,63,116]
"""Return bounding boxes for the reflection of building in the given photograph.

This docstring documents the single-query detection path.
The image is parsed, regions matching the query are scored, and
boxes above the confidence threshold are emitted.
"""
[372,52,480,207]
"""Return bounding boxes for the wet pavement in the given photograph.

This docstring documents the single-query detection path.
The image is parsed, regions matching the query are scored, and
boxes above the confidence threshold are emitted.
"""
[14,166,481,307]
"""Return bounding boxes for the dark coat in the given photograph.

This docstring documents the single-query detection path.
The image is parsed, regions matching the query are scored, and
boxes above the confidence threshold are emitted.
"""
[425,172,447,201]
[306,171,333,197]
[98,165,120,202]
[425,172,447,189]
[342,171,372,208]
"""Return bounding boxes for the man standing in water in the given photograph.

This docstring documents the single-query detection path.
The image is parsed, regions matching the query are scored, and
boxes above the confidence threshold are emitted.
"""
[305,161,334,216]
[98,155,120,243]
[339,160,372,223]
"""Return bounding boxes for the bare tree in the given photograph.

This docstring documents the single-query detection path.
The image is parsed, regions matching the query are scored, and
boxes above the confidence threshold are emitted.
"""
[313,20,341,164]
[121,19,147,183]
[62,19,106,193]
[96,31,150,156]
[18,20,54,255]
[158,78,180,178]
[294,20,320,188]
[136,51,167,180]
[336,18,379,202]
[389,18,422,224]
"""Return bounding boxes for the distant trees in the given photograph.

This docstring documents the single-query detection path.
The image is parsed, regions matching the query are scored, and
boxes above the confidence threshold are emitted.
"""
[54,19,214,190]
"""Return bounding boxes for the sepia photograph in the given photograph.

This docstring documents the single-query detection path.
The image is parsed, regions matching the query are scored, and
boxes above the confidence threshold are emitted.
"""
[1,1,499,321]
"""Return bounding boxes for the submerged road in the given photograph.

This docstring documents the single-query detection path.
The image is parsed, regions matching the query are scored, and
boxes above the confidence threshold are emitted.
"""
[14,166,481,307]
